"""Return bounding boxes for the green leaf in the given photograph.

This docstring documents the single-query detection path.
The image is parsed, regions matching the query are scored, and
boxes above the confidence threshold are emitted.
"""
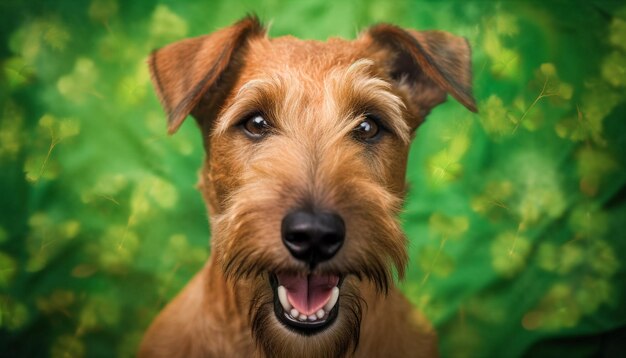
[471,181,513,219]
[525,284,581,330]
[602,51,626,88]
[482,14,521,79]
[56,58,99,104]
[51,335,85,358]
[96,226,139,274]
[149,5,189,44]
[0,100,24,159]
[609,17,626,52]
[42,22,70,51]
[490,231,531,278]
[478,95,514,138]
[417,244,455,278]
[36,290,76,315]
[88,0,119,24]
[588,239,619,277]
[0,252,17,287]
[0,295,30,331]
[429,212,469,241]
[3,56,36,88]
[575,147,617,197]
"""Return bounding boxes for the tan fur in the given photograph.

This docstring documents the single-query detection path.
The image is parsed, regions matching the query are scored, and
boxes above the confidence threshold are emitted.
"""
[139,15,475,358]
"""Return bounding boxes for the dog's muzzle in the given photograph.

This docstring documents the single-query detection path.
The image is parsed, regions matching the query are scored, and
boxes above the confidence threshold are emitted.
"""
[271,209,345,333]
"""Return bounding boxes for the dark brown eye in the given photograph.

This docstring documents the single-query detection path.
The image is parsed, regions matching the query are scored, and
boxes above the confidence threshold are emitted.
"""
[353,115,381,142]
[242,114,270,138]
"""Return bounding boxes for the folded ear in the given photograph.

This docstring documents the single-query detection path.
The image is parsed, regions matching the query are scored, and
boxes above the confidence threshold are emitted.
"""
[148,15,265,134]
[365,24,477,121]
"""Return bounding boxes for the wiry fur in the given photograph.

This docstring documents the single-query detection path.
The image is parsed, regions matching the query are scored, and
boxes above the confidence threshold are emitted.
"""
[139,15,475,358]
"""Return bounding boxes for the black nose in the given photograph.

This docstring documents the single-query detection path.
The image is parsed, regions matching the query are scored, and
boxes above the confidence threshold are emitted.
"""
[281,209,345,267]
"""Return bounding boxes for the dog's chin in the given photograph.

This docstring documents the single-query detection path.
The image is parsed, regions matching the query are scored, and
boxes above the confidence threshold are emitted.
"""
[269,272,343,335]
[249,271,362,357]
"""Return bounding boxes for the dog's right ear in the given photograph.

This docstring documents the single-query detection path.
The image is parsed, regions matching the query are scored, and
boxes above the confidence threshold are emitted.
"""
[148,15,265,134]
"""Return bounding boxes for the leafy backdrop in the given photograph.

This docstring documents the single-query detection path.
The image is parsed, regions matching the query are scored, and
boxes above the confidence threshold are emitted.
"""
[1,1,625,357]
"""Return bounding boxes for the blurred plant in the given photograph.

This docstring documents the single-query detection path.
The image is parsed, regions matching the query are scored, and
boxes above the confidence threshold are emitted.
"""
[427,118,473,184]
[0,296,29,332]
[491,230,531,278]
[24,115,80,183]
[50,335,84,358]
[0,101,24,160]
[481,11,520,79]
[25,213,81,272]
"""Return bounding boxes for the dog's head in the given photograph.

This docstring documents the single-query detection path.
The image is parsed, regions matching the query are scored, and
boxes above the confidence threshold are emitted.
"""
[148,15,475,357]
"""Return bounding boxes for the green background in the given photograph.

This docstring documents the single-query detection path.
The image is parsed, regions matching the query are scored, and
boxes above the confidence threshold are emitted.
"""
[1,0,625,357]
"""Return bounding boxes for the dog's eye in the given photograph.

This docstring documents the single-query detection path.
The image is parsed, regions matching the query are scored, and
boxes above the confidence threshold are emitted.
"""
[353,115,381,142]
[242,114,271,138]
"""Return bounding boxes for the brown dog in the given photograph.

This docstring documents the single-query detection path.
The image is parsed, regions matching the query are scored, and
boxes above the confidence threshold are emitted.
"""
[139,15,476,358]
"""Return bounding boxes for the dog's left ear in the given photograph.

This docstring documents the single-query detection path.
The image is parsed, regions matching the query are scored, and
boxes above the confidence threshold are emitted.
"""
[148,15,265,134]
[365,24,477,121]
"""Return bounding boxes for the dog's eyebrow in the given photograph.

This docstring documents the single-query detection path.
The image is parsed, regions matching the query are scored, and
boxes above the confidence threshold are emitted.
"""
[215,78,283,135]
[216,62,410,144]
[236,79,269,97]
[327,59,410,144]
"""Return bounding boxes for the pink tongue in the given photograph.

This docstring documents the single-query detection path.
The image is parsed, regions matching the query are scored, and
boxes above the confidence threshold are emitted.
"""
[277,273,339,316]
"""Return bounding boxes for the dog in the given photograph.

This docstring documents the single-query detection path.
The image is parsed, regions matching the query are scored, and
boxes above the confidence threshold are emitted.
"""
[138,15,476,358]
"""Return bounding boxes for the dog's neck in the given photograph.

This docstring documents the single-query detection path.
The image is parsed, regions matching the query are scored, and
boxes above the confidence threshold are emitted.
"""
[194,256,257,355]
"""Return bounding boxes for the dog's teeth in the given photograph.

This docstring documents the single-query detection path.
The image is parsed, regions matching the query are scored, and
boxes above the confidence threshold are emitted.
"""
[290,308,299,319]
[298,314,307,321]
[316,309,325,319]
[308,315,317,321]
[277,286,292,311]
[324,287,339,312]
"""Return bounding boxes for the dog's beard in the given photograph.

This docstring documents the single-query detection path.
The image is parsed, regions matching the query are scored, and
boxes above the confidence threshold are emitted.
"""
[249,279,363,358]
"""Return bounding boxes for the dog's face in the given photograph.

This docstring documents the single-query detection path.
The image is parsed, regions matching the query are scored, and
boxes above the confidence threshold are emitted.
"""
[149,16,475,357]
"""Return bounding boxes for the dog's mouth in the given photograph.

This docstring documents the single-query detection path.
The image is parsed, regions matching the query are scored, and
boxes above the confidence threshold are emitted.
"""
[270,272,343,334]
